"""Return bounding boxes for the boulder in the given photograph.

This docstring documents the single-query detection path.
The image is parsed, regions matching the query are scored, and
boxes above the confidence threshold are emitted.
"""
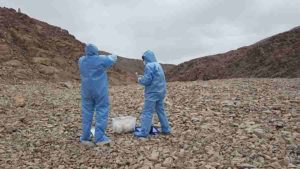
[38,65,59,75]
[3,60,22,67]
[32,57,52,66]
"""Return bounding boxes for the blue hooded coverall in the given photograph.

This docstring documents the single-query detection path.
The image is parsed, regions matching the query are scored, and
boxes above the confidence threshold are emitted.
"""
[134,50,171,137]
[79,44,117,143]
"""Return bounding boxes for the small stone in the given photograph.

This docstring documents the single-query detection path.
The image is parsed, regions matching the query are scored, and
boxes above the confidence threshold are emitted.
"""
[140,166,150,169]
[183,144,189,150]
[162,157,173,167]
[274,120,285,128]
[81,141,95,147]
[14,95,26,107]
[149,150,159,161]
[115,157,123,165]
[3,60,22,67]
[236,163,256,169]
[269,162,282,169]
[61,81,73,89]
[191,117,200,123]
[142,160,153,168]
[222,100,235,106]
[288,163,296,168]
[38,65,59,75]
[154,164,166,169]
[281,131,293,143]
[230,123,239,127]
[32,57,52,66]
[253,128,265,138]
[58,165,65,169]
[204,164,215,169]
[238,135,248,140]
[179,149,185,157]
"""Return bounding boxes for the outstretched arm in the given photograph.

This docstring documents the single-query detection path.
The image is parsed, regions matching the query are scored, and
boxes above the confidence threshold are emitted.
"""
[138,65,153,86]
[102,55,118,69]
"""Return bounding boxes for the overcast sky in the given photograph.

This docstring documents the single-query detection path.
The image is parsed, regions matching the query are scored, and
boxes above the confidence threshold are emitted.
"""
[1,0,300,64]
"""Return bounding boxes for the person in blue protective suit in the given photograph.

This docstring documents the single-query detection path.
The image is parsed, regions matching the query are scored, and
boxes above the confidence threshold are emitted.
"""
[78,44,117,144]
[134,50,171,138]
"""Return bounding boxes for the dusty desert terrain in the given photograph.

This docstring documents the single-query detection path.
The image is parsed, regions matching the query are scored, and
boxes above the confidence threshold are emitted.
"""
[0,78,299,169]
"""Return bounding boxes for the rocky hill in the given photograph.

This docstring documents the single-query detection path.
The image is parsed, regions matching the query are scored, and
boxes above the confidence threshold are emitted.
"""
[0,7,174,85]
[0,7,84,82]
[167,27,300,81]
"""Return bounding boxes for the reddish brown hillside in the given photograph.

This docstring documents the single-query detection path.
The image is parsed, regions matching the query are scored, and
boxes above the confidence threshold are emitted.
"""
[0,7,85,82]
[0,7,174,85]
[0,7,136,85]
[167,27,300,81]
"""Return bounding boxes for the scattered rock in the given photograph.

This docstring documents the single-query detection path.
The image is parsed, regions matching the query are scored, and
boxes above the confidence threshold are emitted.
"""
[288,163,297,168]
[38,65,59,75]
[269,162,283,169]
[281,131,294,143]
[204,164,215,169]
[142,160,153,169]
[140,166,150,169]
[149,150,159,161]
[162,157,173,167]
[236,163,256,169]
[13,95,26,107]
[191,117,200,123]
[269,118,286,129]
[61,81,73,89]
[1,78,300,168]
[154,164,166,169]
[3,60,22,67]
[179,149,185,157]
[12,68,32,79]
[32,57,52,66]
[81,141,95,147]
[253,128,265,138]
[0,43,10,59]
[58,165,65,169]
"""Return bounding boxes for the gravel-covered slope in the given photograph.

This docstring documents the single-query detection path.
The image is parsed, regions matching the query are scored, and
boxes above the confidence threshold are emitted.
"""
[0,79,299,168]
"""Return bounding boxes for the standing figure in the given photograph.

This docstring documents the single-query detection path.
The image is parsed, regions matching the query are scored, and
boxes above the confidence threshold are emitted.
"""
[134,50,171,138]
[79,44,117,144]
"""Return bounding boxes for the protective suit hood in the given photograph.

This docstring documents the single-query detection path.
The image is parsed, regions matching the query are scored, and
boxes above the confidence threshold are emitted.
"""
[85,44,99,56]
[143,50,157,63]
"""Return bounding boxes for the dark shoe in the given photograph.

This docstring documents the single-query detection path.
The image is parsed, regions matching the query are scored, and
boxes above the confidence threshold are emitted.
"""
[134,131,148,138]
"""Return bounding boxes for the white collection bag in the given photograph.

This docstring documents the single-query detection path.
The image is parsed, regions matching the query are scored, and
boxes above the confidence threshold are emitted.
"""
[112,116,136,134]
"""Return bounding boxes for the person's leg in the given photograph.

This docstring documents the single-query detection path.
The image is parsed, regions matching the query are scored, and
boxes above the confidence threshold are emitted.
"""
[156,99,171,134]
[94,95,110,143]
[80,97,95,142]
[134,100,156,137]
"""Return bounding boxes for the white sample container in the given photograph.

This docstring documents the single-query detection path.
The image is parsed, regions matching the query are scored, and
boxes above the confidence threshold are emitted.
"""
[112,116,136,133]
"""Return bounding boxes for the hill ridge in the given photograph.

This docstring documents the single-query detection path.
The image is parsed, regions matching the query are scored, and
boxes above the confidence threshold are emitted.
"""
[167,26,300,81]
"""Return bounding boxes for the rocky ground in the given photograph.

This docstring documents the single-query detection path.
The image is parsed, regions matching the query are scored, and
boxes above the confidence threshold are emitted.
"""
[0,78,299,169]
